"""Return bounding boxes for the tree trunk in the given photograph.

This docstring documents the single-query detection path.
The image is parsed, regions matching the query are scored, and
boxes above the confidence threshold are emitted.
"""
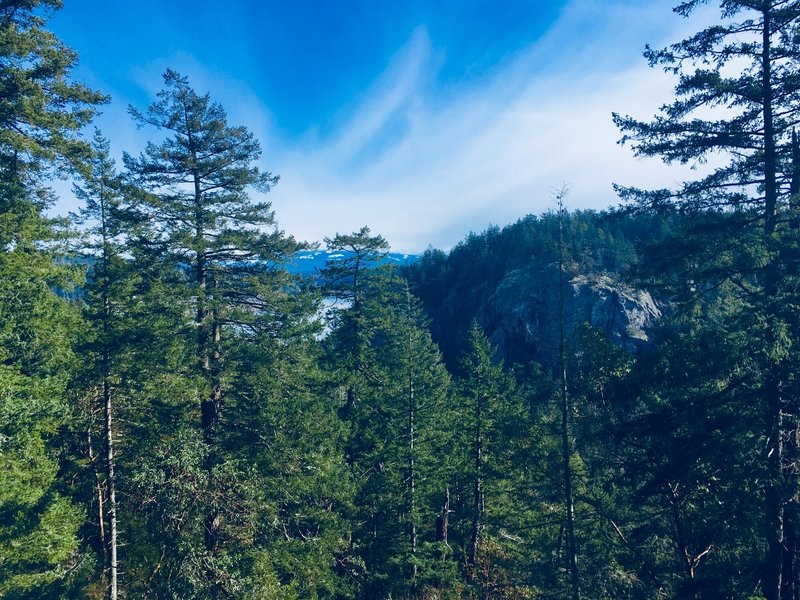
[87,415,107,579]
[193,171,222,590]
[761,7,786,600]
[404,285,419,585]
[470,393,484,569]
[104,373,119,600]
[407,358,418,584]
[100,198,119,600]
[437,486,450,554]
[558,196,580,600]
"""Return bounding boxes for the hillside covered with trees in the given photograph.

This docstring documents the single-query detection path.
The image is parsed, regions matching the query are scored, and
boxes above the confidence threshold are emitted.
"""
[3,1,800,599]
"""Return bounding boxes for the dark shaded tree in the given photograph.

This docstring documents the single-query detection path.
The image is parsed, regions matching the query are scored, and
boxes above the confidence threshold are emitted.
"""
[614,2,800,597]
[321,226,389,421]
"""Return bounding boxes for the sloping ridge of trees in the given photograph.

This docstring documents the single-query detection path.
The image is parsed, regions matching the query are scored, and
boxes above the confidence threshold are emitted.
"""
[3,1,800,599]
[402,208,678,368]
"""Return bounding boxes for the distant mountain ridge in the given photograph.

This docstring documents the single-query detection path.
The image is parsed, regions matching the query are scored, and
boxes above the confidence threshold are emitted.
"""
[288,249,419,276]
[70,250,418,288]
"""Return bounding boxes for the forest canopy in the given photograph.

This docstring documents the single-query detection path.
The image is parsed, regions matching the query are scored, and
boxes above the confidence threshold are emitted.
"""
[2,2,800,600]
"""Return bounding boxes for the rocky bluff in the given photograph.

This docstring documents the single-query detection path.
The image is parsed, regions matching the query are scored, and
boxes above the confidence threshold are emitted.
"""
[480,266,661,367]
[403,210,676,368]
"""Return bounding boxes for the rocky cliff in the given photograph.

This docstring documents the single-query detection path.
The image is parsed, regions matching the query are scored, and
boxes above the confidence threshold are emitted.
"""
[479,266,662,366]
[404,210,673,368]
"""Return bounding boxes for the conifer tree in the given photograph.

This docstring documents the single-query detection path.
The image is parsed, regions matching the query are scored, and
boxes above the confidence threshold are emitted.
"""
[614,3,800,597]
[321,226,389,420]
[0,200,85,596]
[323,264,459,597]
[607,317,763,597]
[455,324,522,595]
[124,69,307,596]
[556,195,580,600]
[225,326,354,599]
[0,0,106,181]
[0,1,104,596]
[70,130,141,599]
[363,277,456,596]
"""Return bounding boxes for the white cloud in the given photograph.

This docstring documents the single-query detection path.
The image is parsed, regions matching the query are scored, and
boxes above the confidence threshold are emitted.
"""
[266,0,706,252]
[54,0,725,254]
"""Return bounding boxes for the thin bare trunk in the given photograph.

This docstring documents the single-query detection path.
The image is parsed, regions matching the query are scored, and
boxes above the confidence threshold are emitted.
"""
[408,374,418,583]
[87,414,107,577]
[99,188,119,600]
[470,393,484,569]
[438,486,450,555]
[761,7,785,600]
[104,373,118,600]
[558,195,580,600]
[405,286,418,585]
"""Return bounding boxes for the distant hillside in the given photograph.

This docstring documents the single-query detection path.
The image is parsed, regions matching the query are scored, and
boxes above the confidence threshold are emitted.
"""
[288,249,418,277]
[403,209,677,368]
[74,250,418,288]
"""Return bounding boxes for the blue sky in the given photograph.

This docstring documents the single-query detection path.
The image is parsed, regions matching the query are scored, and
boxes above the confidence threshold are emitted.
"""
[49,0,704,252]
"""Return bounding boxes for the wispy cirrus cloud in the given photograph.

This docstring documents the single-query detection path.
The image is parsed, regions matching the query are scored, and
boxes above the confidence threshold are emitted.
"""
[55,0,714,253]
[263,0,708,252]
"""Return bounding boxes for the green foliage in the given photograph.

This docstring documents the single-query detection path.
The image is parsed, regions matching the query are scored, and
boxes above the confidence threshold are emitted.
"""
[117,70,343,597]
[0,3,106,596]
[613,3,800,598]
[0,0,106,182]
[230,338,354,599]
[10,1,800,598]
[322,265,462,597]
[321,226,389,304]
[613,1,800,222]
[404,210,675,367]
[0,184,85,600]
[452,325,537,598]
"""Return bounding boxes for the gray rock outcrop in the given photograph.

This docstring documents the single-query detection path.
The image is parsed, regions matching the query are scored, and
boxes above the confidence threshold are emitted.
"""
[480,265,661,366]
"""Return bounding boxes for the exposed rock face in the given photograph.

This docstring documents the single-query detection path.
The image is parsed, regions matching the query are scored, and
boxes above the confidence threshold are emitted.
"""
[479,266,662,366]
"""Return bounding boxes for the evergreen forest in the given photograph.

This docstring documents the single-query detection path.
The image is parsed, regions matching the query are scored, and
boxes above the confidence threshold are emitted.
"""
[4,1,800,599]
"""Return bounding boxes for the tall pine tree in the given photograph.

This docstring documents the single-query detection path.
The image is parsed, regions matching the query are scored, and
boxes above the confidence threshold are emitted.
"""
[0,1,104,596]
[124,69,308,596]
[614,3,800,597]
